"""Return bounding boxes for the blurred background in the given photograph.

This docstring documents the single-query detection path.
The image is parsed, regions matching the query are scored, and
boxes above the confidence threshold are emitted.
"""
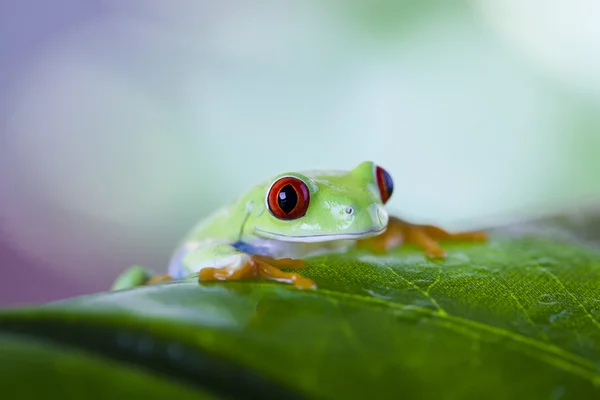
[1,1,599,306]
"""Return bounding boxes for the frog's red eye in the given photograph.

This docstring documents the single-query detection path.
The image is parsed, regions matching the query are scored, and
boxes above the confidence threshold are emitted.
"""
[267,176,310,220]
[375,165,394,204]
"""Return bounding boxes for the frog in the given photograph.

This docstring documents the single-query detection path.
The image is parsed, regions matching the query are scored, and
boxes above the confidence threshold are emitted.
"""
[111,161,487,291]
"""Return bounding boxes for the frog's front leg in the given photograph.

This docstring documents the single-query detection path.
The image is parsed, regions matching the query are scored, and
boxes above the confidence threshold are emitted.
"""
[356,216,487,258]
[183,243,316,290]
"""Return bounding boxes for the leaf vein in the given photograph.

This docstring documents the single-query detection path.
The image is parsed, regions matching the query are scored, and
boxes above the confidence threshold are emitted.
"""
[386,266,448,317]
[488,275,549,341]
[295,286,600,385]
[542,267,600,332]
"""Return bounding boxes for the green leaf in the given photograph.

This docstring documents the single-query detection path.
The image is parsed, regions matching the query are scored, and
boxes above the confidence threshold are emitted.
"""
[0,334,216,399]
[2,212,600,399]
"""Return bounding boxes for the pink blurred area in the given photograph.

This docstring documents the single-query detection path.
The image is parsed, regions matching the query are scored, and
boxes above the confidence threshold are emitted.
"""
[0,0,268,305]
[0,240,78,306]
[0,1,111,305]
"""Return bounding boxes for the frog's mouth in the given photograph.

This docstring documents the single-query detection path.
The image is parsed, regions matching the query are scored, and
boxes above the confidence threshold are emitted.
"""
[254,227,386,243]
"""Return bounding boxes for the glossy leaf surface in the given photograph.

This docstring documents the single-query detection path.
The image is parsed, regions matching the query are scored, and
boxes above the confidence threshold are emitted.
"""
[2,230,600,399]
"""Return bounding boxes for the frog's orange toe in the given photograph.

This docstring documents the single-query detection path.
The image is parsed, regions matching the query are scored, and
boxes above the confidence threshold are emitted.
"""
[198,254,315,290]
[199,265,251,281]
[146,274,173,285]
[254,255,307,270]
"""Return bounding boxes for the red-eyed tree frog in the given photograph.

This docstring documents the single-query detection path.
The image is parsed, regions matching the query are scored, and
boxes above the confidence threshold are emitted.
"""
[111,161,487,291]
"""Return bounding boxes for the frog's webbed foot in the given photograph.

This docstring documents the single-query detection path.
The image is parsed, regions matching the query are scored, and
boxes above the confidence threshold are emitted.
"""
[356,216,487,258]
[198,254,316,290]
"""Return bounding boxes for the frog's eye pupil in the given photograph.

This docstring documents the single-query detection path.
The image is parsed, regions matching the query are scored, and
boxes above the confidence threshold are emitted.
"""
[375,165,394,204]
[267,177,310,220]
[278,184,298,214]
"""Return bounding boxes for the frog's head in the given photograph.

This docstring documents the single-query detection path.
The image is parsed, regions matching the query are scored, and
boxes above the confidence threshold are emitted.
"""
[250,161,393,242]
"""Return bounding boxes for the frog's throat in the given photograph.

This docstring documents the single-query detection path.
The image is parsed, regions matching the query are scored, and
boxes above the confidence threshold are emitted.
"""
[253,227,386,243]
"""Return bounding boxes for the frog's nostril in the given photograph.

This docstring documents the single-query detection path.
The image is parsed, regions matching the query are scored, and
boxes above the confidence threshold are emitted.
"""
[345,207,354,215]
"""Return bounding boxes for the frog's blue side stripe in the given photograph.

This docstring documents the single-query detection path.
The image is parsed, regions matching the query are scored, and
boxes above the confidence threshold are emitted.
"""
[231,241,272,256]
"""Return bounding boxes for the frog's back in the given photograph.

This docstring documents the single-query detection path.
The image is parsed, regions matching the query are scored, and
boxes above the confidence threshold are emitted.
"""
[183,203,245,243]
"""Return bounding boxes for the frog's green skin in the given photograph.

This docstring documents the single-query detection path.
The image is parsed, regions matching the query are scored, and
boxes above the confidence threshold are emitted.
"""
[111,161,390,290]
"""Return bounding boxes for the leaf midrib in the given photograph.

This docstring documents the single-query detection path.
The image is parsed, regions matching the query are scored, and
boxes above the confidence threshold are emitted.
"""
[0,314,307,400]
